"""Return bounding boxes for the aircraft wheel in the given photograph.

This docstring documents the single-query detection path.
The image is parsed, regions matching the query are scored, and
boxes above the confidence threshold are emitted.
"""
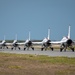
[60,48,63,52]
[32,47,34,50]
[18,47,20,50]
[11,48,13,50]
[7,47,8,49]
[72,48,74,52]
[41,48,43,51]
[24,48,26,50]
[19,48,20,50]
[51,48,53,51]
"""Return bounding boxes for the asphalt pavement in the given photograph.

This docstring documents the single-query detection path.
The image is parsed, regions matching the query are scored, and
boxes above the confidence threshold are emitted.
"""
[0,48,75,57]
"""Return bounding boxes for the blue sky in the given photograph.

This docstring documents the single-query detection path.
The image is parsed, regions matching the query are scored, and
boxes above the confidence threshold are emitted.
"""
[0,0,75,40]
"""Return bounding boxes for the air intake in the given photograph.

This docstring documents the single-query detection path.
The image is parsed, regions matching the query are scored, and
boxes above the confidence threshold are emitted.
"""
[66,39,72,45]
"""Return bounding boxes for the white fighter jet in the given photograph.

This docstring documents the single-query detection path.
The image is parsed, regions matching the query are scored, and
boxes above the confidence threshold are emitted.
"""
[51,26,74,52]
[0,36,8,49]
[33,28,54,51]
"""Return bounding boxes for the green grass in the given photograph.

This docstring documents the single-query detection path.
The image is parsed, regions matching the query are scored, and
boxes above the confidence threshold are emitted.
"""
[0,52,75,75]
[0,52,75,64]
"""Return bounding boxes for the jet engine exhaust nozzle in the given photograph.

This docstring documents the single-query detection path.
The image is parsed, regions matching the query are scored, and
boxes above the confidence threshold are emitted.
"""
[66,39,72,45]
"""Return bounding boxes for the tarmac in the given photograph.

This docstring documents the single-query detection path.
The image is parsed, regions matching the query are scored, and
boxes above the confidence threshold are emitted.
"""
[0,48,75,57]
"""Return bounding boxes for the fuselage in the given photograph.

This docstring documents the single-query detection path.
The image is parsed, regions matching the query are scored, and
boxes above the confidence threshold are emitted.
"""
[25,40,32,47]
[42,38,51,47]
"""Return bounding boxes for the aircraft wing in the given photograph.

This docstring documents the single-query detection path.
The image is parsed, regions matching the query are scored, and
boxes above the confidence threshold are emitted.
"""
[6,42,26,46]
[5,43,12,46]
[50,40,67,44]
[32,42,43,45]
[50,41,62,44]
[16,42,25,45]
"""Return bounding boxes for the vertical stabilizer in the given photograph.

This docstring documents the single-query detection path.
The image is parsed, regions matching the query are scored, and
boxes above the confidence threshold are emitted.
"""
[48,28,50,40]
[68,26,70,39]
[29,31,30,40]
[2,35,6,43]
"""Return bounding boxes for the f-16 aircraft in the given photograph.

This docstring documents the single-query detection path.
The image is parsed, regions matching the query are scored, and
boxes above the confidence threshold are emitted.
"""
[11,35,21,50]
[19,32,34,50]
[6,35,21,50]
[51,26,74,52]
[0,36,8,49]
[33,28,54,51]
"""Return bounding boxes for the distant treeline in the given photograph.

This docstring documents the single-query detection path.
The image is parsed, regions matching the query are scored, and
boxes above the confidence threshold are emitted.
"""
[0,40,42,43]
[0,40,75,43]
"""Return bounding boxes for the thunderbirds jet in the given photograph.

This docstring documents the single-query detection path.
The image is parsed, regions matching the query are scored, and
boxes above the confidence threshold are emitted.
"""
[6,35,21,50]
[0,36,8,49]
[33,28,54,51]
[51,26,74,52]
[11,35,20,50]
[19,32,34,50]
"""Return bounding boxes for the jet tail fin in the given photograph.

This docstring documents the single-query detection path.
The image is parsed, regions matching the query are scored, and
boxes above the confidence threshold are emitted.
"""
[48,28,50,40]
[29,31,30,40]
[2,35,6,43]
[68,26,70,39]
[61,26,71,42]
